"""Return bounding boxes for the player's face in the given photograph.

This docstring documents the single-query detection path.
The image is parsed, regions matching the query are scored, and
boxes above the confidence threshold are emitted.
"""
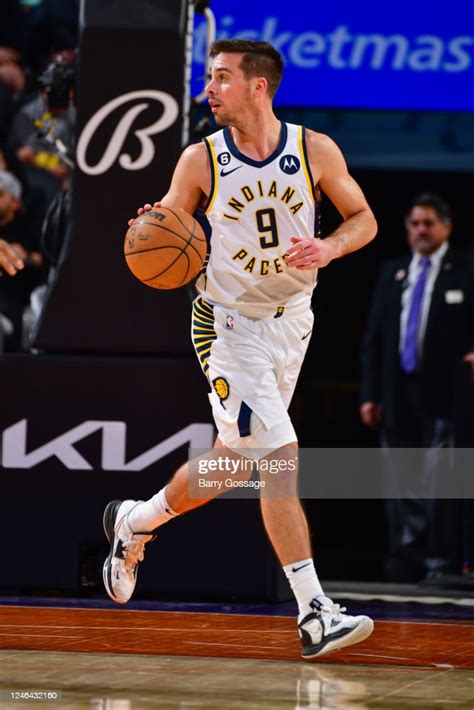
[205,53,252,126]
[406,206,451,256]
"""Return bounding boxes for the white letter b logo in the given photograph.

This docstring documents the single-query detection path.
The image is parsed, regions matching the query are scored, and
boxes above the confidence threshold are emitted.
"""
[77,90,179,176]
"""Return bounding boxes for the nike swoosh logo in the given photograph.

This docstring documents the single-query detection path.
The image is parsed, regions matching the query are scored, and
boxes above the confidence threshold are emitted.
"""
[220,166,242,177]
[302,330,312,340]
[292,562,311,573]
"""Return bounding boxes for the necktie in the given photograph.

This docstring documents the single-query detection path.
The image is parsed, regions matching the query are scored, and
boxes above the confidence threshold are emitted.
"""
[400,256,431,373]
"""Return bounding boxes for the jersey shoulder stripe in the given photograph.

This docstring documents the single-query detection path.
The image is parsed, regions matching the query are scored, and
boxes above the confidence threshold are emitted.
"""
[298,126,317,205]
[202,135,219,215]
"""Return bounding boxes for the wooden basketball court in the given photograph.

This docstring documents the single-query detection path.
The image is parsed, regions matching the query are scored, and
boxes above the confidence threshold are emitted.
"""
[0,602,472,707]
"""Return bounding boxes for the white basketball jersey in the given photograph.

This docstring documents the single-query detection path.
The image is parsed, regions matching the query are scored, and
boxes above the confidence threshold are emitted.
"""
[196,122,321,318]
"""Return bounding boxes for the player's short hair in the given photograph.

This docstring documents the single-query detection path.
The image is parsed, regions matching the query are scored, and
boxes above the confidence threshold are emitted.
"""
[406,193,452,223]
[209,39,284,98]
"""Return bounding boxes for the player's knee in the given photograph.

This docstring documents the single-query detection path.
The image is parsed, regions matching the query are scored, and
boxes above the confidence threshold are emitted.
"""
[258,442,299,493]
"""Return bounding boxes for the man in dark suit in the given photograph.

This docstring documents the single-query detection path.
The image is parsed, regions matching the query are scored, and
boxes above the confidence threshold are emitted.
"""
[360,193,474,582]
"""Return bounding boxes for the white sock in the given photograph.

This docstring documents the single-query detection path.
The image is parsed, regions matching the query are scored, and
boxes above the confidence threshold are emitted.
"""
[128,487,178,533]
[283,558,327,621]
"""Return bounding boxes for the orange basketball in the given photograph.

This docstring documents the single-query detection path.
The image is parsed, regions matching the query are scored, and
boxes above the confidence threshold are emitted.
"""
[124,207,207,289]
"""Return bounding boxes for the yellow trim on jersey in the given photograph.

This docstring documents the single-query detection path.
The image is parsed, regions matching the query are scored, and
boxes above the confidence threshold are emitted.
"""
[200,252,210,276]
[205,137,219,215]
[298,125,315,204]
[191,297,216,379]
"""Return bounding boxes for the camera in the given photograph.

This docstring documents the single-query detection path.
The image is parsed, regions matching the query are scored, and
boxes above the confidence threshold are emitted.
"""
[38,53,76,113]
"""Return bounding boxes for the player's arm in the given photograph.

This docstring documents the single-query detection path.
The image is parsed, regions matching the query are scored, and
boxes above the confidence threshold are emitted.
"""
[128,143,209,224]
[286,131,377,270]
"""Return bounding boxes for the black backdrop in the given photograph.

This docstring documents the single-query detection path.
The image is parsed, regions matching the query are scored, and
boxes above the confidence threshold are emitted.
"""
[32,0,196,355]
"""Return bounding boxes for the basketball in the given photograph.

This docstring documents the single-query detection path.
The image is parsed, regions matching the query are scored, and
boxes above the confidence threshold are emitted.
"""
[124,207,207,289]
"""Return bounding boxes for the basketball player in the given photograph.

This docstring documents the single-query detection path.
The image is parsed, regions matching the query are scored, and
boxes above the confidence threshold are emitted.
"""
[103,40,378,659]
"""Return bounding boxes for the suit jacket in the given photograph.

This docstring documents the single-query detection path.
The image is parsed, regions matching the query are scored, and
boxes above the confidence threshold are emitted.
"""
[360,247,474,428]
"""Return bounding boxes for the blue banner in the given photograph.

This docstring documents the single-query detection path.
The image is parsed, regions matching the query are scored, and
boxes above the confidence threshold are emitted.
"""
[192,0,474,111]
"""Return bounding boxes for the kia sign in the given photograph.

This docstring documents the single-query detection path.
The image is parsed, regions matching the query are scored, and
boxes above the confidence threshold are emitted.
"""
[0,354,289,601]
[192,0,474,111]
[2,420,213,470]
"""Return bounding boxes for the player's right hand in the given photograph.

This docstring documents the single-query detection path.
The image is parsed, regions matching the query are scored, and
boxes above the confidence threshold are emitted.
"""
[128,202,162,227]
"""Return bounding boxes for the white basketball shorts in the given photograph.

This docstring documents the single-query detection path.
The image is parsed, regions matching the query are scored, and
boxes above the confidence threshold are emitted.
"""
[191,297,314,458]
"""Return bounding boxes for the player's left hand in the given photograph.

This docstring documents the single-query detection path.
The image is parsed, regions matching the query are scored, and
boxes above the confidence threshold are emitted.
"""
[286,236,338,270]
[128,202,161,227]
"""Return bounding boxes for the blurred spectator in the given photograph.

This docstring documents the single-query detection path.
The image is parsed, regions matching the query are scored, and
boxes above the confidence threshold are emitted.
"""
[0,233,25,352]
[0,54,25,96]
[0,1,27,57]
[360,193,474,582]
[6,51,75,238]
[0,169,43,351]
[0,238,24,275]
[24,0,79,71]
[0,54,26,158]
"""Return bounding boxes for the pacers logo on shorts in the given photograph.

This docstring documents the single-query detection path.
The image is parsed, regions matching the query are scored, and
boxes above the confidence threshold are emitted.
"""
[213,377,230,401]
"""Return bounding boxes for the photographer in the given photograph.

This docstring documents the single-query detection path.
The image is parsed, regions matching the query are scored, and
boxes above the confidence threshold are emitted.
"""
[7,51,75,236]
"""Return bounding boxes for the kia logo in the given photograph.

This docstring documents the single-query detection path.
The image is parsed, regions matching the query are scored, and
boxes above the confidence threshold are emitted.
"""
[76,90,179,176]
[1,420,214,471]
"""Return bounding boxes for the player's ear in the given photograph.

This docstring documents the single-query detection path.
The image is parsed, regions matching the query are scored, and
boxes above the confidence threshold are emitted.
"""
[253,76,268,98]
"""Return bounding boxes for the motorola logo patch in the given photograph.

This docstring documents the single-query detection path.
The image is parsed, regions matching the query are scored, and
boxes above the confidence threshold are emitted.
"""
[279,155,300,175]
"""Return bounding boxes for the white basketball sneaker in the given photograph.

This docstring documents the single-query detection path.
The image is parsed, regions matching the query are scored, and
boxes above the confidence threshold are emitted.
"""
[102,500,155,604]
[298,596,374,659]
